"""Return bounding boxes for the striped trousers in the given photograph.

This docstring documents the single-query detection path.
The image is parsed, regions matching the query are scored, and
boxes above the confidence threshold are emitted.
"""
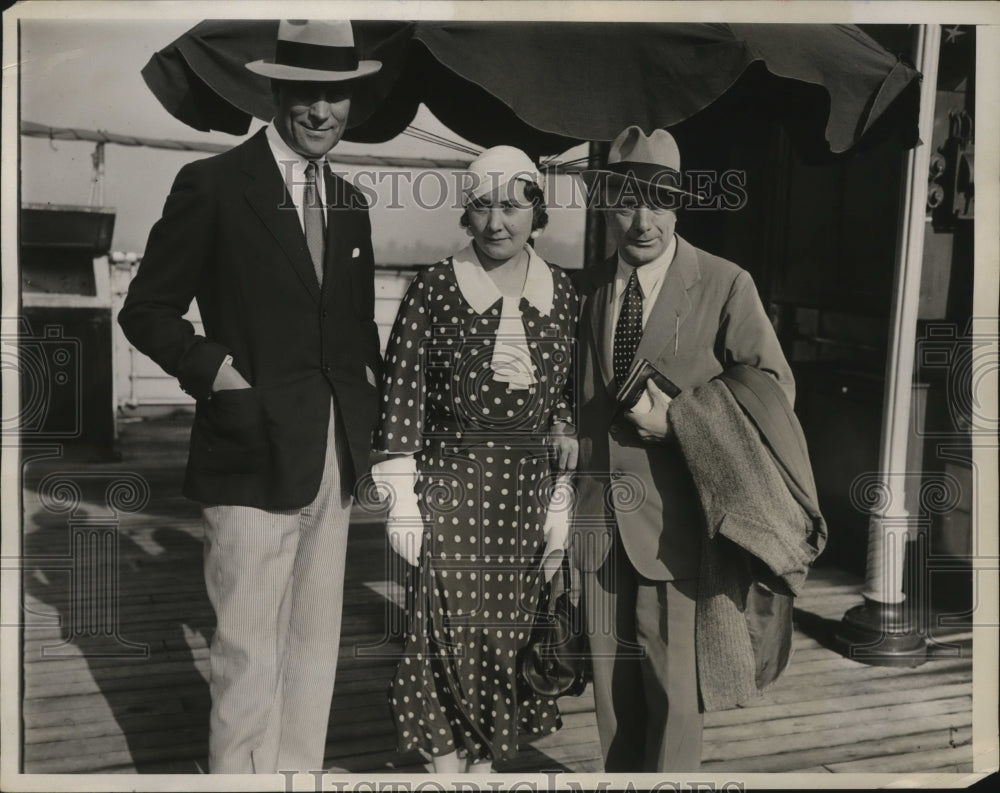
[201,400,352,774]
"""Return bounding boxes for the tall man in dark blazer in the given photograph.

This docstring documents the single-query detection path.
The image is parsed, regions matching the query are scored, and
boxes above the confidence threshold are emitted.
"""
[118,20,383,774]
[571,126,795,771]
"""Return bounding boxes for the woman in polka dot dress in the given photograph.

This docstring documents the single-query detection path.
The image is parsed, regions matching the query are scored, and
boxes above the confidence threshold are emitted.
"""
[371,147,579,773]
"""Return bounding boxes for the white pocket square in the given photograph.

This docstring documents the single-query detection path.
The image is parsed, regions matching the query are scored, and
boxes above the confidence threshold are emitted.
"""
[352,247,361,258]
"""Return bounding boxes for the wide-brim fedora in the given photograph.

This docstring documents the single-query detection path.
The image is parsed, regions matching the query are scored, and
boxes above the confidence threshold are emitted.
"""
[580,125,696,204]
[246,19,382,83]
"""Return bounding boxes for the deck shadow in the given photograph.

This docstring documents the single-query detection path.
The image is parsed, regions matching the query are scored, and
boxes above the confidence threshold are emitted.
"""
[792,607,843,653]
[495,742,574,773]
[23,479,212,772]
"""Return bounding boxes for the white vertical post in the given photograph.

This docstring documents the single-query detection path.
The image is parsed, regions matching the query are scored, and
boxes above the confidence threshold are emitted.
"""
[838,24,941,665]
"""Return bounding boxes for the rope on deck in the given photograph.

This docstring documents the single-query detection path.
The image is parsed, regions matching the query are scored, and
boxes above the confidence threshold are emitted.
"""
[20,121,581,174]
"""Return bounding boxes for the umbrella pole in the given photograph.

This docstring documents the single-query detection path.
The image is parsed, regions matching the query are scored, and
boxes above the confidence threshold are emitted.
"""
[835,24,942,667]
[582,141,610,268]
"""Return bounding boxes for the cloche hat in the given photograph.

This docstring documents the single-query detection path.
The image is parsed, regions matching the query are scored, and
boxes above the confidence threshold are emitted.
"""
[462,146,543,206]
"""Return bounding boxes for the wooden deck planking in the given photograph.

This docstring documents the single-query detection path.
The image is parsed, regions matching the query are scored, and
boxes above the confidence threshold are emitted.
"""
[19,415,974,776]
[702,705,973,762]
[704,695,973,745]
[701,725,973,773]
[824,746,975,774]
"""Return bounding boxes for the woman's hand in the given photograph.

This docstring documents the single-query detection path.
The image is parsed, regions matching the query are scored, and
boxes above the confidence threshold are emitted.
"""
[541,474,574,582]
[372,456,423,567]
[548,422,579,472]
[386,515,423,568]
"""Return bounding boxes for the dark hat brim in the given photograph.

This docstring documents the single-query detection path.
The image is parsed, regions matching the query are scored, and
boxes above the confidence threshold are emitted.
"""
[579,167,696,204]
[245,59,382,83]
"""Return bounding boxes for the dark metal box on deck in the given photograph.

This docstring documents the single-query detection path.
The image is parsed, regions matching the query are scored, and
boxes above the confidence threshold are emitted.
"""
[19,203,117,459]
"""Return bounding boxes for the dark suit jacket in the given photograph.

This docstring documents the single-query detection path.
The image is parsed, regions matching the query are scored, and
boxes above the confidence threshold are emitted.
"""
[119,129,381,509]
[570,235,794,581]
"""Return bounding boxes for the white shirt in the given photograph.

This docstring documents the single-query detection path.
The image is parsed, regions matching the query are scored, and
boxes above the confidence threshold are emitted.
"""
[265,124,327,231]
[609,233,677,335]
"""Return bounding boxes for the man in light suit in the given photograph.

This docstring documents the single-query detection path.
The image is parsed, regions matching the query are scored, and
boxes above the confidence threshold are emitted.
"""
[571,126,795,771]
[118,20,383,773]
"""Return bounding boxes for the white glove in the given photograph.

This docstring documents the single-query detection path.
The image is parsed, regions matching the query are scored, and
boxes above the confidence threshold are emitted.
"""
[540,474,574,582]
[371,455,423,567]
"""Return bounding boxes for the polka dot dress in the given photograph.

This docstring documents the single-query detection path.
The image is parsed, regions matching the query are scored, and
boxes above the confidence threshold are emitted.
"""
[375,258,579,764]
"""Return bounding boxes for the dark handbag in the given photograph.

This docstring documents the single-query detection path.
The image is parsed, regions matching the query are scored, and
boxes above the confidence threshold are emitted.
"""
[518,560,588,698]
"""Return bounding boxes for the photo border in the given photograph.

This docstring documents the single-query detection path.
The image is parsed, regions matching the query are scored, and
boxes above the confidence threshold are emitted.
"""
[2,1,997,791]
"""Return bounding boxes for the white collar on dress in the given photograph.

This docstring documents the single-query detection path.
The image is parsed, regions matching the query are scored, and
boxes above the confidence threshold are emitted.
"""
[451,242,554,316]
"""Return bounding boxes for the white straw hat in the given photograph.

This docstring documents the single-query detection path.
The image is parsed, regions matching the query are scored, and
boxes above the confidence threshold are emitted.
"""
[246,20,382,82]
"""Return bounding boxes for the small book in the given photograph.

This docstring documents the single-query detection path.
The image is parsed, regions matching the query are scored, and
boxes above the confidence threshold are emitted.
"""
[615,357,681,411]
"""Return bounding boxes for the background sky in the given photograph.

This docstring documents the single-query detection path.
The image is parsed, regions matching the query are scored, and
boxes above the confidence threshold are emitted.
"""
[18,18,587,265]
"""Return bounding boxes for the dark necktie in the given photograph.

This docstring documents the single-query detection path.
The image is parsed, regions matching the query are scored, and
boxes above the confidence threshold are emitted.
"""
[613,269,644,388]
[304,161,325,286]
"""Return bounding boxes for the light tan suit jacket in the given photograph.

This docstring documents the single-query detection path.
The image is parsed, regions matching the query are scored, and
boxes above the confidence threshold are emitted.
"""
[570,234,795,581]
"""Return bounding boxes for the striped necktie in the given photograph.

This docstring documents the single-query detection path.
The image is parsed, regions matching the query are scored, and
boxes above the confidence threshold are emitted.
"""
[304,161,325,286]
[613,268,644,388]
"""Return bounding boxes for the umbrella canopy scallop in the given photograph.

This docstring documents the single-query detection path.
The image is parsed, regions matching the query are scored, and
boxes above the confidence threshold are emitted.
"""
[142,21,920,157]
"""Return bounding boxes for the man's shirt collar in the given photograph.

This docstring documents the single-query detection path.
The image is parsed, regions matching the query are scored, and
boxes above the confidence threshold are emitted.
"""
[613,233,677,300]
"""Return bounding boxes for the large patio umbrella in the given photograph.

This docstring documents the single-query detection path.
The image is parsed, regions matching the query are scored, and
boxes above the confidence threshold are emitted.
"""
[142,21,921,159]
